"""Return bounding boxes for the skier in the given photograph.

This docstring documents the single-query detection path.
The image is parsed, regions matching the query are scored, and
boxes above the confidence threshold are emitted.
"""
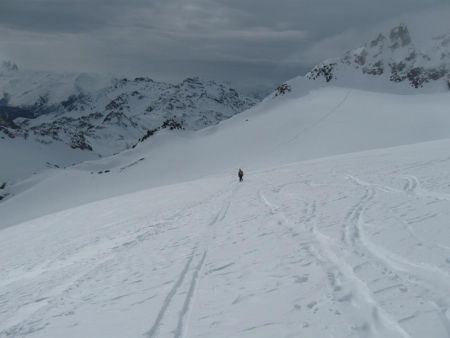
[238,168,244,182]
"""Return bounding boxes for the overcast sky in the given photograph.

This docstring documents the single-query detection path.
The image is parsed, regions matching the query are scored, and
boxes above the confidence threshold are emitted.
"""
[0,0,449,89]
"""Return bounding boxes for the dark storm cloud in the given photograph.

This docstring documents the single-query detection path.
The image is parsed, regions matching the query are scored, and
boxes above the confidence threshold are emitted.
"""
[0,0,448,88]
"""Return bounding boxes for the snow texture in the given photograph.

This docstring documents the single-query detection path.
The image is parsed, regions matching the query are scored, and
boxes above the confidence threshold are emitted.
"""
[3,139,450,337]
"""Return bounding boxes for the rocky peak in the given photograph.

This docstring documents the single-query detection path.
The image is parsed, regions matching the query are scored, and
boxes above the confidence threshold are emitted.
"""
[306,24,450,90]
[389,24,412,49]
[180,77,205,89]
[370,34,387,48]
[434,34,450,46]
[0,69,257,154]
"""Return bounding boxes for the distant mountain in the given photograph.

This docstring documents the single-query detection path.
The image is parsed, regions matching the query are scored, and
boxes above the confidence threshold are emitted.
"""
[0,66,257,156]
[306,24,450,92]
[0,64,257,184]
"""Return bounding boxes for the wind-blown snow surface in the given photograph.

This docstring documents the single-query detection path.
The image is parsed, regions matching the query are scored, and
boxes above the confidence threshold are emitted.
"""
[3,139,450,337]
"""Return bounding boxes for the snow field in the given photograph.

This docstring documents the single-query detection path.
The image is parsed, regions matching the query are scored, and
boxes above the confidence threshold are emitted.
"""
[2,139,450,337]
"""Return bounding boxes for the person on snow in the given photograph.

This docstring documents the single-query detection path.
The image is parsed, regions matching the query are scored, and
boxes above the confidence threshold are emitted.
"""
[238,168,244,182]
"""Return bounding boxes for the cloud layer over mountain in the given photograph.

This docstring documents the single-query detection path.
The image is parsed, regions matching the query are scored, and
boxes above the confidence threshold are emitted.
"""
[0,0,449,87]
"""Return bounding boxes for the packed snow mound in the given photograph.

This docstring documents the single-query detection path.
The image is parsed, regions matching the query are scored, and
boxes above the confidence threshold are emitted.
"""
[306,24,450,93]
[3,138,450,337]
[3,87,450,227]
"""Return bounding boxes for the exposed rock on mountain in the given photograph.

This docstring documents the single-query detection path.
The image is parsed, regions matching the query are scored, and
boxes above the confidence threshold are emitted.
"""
[0,68,257,156]
[306,24,450,91]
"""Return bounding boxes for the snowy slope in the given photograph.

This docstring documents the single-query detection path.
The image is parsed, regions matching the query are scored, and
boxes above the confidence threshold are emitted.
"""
[3,86,450,228]
[2,138,450,337]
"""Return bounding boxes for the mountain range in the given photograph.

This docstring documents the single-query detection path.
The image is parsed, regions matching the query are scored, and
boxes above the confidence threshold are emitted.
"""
[0,66,256,154]
[2,23,450,187]
[0,66,257,183]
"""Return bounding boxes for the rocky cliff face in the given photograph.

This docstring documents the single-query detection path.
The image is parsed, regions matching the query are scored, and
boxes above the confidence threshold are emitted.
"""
[0,66,257,155]
[306,24,450,90]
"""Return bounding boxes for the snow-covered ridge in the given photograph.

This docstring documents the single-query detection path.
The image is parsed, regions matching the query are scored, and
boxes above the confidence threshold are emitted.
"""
[306,24,450,92]
[0,66,257,155]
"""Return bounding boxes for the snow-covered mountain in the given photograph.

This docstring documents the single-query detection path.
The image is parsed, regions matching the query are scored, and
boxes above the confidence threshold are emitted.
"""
[0,64,256,152]
[5,23,450,338]
[306,24,450,92]
[3,91,450,337]
[0,63,257,182]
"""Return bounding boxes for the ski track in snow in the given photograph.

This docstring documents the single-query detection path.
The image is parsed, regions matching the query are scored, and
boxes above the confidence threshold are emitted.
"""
[256,162,450,337]
[259,187,410,338]
[401,175,450,202]
[282,89,352,146]
[146,183,236,338]
[173,251,207,338]
[345,176,450,336]
[145,247,198,338]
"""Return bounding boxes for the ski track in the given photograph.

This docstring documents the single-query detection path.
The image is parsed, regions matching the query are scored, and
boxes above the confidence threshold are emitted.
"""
[146,183,236,338]
[346,175,450,337]
[145,247,198,338]
[283,89,352,145]
[258,186,409,338]
[402,176,419,195]
[173,251,207,338]
[175,185,237,338]
[402,175,450,202]
[262,171,450,337]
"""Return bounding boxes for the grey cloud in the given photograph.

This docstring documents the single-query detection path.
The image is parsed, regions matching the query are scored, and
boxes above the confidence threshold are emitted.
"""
[0,0,448,88]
